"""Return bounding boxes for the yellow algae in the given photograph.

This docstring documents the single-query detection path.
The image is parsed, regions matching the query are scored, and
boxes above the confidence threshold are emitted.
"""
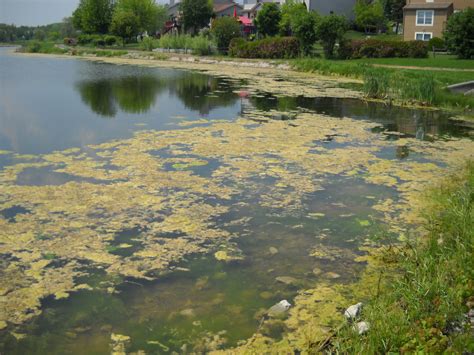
[310,245,357,261]
[54,291,69,300]
[0,104,472,330]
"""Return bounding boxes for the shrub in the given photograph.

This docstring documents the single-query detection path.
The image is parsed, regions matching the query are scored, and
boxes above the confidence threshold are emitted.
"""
[78,34,94,45]
[93,37,106,47]
[140,36,158,51]
[211,17,241,53]
[292,11,318,55]
[191,35,215,55]
[316,14,349,58]
[22,41,68,54]
[349,39,428,58]
[229,37,300,59]
[26,41,42,53]
[104,35,118,46]
[63,37,77,46]
[444,8,474,59]
[428,37,445,49]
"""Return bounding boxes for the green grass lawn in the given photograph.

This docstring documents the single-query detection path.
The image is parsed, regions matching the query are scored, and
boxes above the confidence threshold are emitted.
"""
[348,54,474,70]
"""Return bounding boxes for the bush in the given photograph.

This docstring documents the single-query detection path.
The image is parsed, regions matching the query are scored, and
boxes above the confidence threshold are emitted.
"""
[104,35,118,46]
[63,37,77,46]
[444,8,474,59]
[211,17,241,53]
[229,37,300,59]
[349,39,428,58]
[191,35,215,55]
[140,36,158,51]
[316,14,349,58]
[428,37,445,49]
[78,34,94,45]
[292,11,318,55]
[22,41,68,54]
[93,37,106,47]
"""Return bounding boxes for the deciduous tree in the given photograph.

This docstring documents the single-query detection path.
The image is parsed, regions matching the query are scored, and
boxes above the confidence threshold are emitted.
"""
[444,8,474,59]
[180,0,213,34]
[255,3,281,37]
[354,0,385,34]
[72,0,114,34]
[211,17,241,53]
[113,0,164,34]
[316,14,348,58]
[110,10,140,45]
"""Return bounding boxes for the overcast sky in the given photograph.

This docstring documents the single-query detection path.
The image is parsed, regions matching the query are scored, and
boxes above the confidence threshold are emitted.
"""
[0,0,168,26]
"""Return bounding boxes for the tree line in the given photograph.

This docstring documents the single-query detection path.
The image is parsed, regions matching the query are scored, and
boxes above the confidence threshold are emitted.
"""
[72,0,167,43]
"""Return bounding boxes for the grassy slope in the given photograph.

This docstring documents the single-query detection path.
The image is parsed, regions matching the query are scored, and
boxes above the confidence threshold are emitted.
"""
[331,163,474,353]
[348,55,474,70]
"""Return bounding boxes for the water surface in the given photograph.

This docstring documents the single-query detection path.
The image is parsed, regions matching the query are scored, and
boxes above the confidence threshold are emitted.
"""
[0,47,472,354]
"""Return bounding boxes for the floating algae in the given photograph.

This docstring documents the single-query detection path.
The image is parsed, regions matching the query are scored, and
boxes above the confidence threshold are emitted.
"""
[0,100,472,349]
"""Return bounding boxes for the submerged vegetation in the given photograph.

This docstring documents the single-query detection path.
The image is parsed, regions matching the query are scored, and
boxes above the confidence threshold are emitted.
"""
[332,163,474,353]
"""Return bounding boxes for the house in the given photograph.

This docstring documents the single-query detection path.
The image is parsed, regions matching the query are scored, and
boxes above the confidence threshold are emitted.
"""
[403,0,472,41]
[242,2,263,19]
[303,0,357,19]
[242,0,287,19]
[214,0,244,17]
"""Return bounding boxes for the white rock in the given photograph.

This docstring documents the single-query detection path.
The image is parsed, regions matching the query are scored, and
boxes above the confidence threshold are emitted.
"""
[268,300,291,317]
[354,321,370,335]
[344,302,363,320]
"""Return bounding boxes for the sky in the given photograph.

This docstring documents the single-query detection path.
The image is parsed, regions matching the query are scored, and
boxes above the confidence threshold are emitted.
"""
[0,0,168,26]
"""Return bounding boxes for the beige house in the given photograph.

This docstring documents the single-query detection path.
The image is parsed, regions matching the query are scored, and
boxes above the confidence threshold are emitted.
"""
[403,0,473,41]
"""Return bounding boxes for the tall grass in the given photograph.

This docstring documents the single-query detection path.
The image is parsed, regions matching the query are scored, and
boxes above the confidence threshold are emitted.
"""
[364,70,436,104]
[331,162,474,353]
[292,58,473,110]
[155,34,215,55]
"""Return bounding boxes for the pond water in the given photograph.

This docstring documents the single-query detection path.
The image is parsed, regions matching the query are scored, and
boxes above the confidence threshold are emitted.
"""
[0,47,472,354]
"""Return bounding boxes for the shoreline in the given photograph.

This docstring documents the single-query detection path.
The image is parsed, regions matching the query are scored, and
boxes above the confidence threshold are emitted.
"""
[15,48,468,116]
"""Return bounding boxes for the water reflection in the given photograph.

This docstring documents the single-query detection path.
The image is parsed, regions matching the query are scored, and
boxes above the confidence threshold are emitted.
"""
[76,76,166,117]
[169,74,237,115]
[244,95,472,140]
[76,71,238,118]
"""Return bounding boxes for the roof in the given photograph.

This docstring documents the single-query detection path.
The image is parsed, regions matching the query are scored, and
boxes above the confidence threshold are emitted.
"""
[243,3,260,11]
[404,2,453,10]
[214,3,243,13]
[238,16,253,26]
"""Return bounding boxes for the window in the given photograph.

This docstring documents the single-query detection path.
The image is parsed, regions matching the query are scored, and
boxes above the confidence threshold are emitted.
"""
[416,10,434,26]
[415,32,432,41]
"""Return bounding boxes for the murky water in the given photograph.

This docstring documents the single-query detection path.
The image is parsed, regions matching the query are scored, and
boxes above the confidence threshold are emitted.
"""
[0,48,472,354]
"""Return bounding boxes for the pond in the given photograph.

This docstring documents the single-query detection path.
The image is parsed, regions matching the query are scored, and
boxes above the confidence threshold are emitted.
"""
[0,47,472,354]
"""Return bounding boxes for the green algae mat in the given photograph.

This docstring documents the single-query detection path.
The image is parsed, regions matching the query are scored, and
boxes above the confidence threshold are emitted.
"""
[0,48,473,354]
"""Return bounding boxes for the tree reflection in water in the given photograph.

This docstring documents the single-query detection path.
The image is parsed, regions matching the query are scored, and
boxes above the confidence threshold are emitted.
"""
[76,71,239,118]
